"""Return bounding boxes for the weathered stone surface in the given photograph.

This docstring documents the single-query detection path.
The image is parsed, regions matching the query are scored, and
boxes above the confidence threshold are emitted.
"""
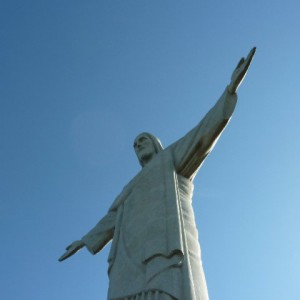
[59,48,256,300]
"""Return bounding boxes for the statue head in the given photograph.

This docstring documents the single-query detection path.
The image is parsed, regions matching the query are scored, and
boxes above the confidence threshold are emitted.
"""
[133,132,163,167]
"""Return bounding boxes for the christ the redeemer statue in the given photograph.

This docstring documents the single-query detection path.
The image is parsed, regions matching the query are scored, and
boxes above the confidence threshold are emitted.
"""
[59,48,256,300]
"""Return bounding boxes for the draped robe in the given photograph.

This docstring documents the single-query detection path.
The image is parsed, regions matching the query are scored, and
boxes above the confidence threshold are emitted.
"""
[81,89,237,300]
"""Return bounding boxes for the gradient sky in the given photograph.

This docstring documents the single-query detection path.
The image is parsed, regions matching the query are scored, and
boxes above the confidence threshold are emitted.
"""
[1,1,300,299]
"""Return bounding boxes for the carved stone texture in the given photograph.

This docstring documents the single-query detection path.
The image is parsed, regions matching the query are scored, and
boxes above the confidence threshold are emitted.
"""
[59,48,256,300]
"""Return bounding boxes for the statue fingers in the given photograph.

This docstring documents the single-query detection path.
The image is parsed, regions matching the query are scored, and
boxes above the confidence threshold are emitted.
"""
[249,46,257,58]
[244,47,256,69]
[65,243,73,251]
[58,251,71,262]
[236,57,245,69]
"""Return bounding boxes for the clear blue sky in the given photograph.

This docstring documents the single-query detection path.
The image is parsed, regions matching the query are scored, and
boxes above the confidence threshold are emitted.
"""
[1,1,300,299]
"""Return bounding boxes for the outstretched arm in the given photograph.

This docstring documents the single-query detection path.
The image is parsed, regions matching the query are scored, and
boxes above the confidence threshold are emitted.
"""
[58,210,116,262]
[172,47,256,179]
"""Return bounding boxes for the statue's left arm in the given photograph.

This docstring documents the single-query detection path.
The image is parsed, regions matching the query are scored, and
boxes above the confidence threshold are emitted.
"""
[172,47,256,179]
[172,87,237,179]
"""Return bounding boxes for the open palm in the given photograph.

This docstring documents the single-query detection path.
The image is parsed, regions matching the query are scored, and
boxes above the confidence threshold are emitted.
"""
[228,47,256,94]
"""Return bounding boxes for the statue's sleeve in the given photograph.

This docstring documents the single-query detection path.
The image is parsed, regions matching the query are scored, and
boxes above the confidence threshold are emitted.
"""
[172,88,237,179]
[81,210,116,255]
[80,182,131,255]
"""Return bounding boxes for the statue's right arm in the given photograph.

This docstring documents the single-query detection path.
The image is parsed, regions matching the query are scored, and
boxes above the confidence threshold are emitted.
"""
[58,210,116,262]
[81,210,116,254]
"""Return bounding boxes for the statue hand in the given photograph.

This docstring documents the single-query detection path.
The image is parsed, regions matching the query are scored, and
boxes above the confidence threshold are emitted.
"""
[228,47,256,94]
[58,240,85,262]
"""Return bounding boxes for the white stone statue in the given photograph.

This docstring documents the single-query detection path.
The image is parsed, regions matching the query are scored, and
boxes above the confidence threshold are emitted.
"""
[59,48,256,300]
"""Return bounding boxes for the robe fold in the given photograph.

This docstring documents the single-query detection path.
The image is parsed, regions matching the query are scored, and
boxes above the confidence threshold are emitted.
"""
[81,88,237,300]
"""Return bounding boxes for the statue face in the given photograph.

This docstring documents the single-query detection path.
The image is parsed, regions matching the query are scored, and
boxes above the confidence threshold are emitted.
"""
[134,134,156,165]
